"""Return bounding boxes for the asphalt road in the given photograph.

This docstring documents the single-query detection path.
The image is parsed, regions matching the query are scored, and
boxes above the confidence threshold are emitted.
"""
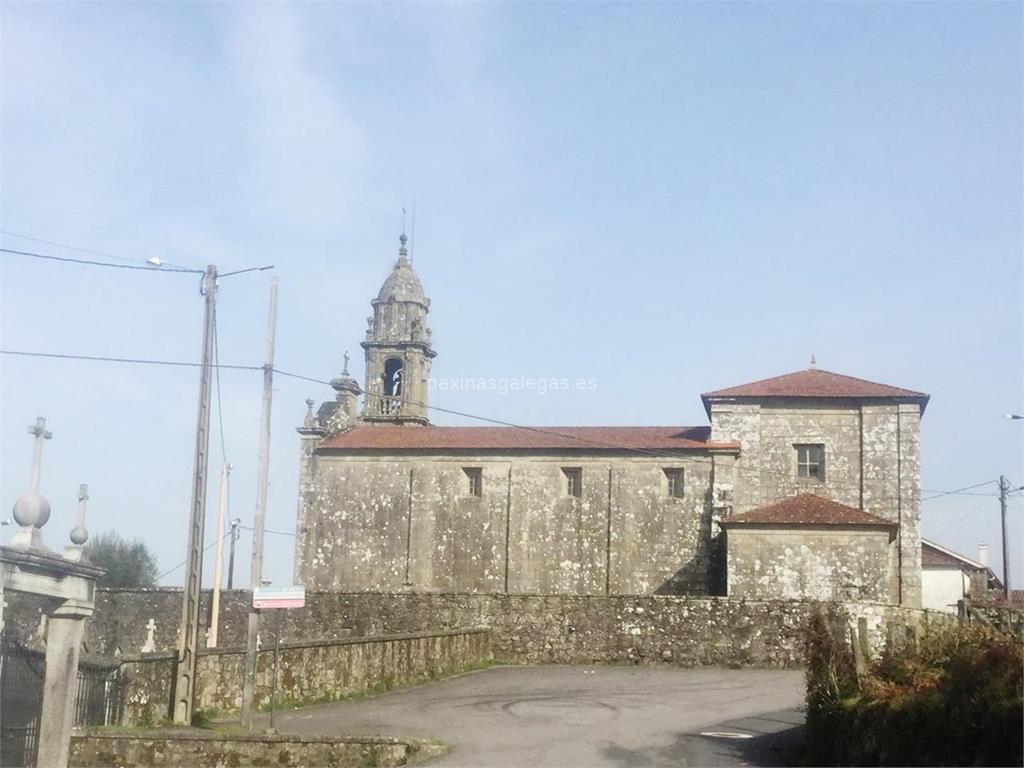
[269,665,806,767]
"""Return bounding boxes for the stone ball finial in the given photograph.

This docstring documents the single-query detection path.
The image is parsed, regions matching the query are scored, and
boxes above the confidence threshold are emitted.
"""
[70,524,88,545]
[303,398,319,429]
[13,491,51,529]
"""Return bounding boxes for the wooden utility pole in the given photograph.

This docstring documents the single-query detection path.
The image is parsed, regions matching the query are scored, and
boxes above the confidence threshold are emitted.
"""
[1000,475,1010,600]
[173,264,217,725]
[241,278,278,730]
[207,462,231,648]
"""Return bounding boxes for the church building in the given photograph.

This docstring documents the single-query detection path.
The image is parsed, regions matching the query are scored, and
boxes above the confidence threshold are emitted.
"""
[294,235,929,607]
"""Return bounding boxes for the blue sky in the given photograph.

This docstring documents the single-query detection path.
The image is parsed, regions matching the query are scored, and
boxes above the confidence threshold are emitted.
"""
[2,2,1021,588]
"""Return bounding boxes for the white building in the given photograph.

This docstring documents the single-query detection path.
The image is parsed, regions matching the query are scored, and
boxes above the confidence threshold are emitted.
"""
[920,539,1000,613]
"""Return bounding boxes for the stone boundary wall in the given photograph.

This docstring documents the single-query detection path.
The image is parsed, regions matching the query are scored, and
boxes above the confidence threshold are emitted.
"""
[68,589,951,670]
[70,730,442,767]
[116,628,491,725]
[309,593,945,667]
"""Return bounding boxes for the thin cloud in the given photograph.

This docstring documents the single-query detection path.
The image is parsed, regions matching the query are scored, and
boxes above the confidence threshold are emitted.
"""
[226,4,367,233]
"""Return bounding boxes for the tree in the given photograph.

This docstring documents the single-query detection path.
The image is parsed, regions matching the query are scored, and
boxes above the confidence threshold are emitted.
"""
[84,531,160,588]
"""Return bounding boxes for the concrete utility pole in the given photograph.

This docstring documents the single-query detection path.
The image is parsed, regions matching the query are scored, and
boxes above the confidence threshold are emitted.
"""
[241,278,278,730]
[227,517,240,589]
[173,264,217,725]
[999,475,1010,599]
[207,462,231,648]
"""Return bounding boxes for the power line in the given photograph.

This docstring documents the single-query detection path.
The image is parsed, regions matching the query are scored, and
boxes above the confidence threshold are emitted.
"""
[1,246,204,274]
[934,493,994,538]
[272,368,996,502]
[0,349,262,371]
[921,481,999,502]
[1,346,1002,504]
[158,529,230,581]
[0,229,194,270]
[240,524,293,537]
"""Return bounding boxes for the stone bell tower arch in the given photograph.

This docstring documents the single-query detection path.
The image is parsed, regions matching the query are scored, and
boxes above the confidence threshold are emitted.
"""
[361,233,435,423]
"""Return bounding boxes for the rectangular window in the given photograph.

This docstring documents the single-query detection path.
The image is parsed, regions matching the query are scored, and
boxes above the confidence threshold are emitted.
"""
[795,444,825,480]
[463,467,482,497]
[664,468,684,498]
[562,467,582,498]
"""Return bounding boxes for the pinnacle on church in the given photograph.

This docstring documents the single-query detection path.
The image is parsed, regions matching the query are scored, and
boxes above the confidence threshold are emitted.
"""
[398,232,409,263]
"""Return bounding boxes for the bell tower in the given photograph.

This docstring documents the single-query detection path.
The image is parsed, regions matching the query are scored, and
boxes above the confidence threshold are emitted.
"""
[361,233,435,424]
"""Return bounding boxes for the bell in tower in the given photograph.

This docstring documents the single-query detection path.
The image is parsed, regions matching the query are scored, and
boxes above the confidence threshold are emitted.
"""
[361,233,436,423]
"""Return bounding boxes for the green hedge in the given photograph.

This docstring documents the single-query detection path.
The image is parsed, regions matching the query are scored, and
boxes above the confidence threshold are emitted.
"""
[805,609,1023,767]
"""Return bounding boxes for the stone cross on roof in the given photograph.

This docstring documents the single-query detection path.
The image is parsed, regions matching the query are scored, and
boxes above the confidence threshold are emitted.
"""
[27,417,52,492]
[70,483,89,547]
[12,417,54,544]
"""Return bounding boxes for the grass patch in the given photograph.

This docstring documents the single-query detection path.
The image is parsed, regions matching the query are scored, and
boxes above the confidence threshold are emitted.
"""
[191,707,222,728]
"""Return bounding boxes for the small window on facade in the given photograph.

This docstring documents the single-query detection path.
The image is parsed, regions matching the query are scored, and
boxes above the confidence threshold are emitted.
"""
[664,468,684,499]
[464,467,482,497]
[562,468,582,498]
[796,444,825,480]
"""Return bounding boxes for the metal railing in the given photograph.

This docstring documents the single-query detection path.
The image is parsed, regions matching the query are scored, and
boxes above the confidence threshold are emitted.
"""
[74,660,125,727]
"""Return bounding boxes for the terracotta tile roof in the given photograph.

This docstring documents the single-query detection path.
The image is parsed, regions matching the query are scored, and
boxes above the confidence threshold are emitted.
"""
[318,424,738,452]
[701,367,929,414]
[921,540,986,570]
[720,493,897,527]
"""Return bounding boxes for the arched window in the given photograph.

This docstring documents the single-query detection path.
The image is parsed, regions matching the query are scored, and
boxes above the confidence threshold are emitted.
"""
[383,357,404,398]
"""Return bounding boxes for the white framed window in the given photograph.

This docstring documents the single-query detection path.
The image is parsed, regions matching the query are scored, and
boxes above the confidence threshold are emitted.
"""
[463,467,482,497]
[562,467,582,498]
[664,468,684,499]
[795,444,825,480]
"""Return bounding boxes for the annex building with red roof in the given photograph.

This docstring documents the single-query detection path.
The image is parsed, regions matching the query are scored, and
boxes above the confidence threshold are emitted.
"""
[294,236,928,607]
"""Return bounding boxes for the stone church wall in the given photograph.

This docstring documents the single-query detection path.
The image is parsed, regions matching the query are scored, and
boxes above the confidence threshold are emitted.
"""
[710,399,922,606]
[296,454,716,595]
[726,527,896,602]
[73,589,947,670]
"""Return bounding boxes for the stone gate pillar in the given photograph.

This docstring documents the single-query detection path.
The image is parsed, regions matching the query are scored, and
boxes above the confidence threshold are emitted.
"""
[38,604,90,768]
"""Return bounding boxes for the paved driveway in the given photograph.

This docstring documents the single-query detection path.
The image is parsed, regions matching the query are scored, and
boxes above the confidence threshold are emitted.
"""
[270,666,806,767]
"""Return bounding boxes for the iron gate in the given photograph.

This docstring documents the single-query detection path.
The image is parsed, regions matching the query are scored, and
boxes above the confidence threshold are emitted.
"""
[0,640,126,768]
[74,659,124,727]
[0,641,45,768]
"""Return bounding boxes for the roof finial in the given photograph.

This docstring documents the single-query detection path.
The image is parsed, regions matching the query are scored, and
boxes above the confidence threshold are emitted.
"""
[70,483,89,546]
[342,350,350,376]
[810,354,817,369]
[398,206,409,260]
[410,200,416,264]
[303,398,317,429]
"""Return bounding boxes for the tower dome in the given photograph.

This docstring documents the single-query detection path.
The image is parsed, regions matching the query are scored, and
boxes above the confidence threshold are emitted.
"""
[361,232,436,424]
[375,234,428,306]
